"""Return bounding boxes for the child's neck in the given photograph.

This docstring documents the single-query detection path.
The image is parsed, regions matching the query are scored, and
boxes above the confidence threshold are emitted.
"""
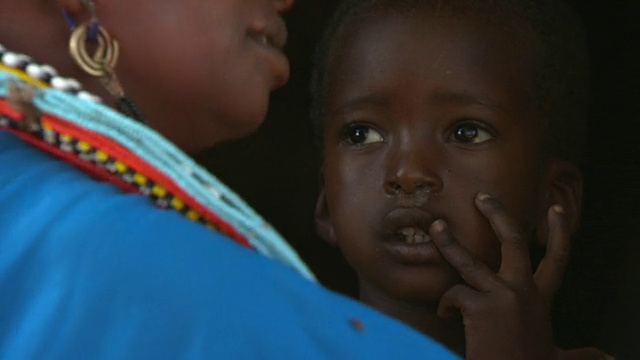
[359,285,465,355]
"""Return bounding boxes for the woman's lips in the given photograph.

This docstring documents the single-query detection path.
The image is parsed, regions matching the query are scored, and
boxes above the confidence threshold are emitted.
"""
[248,31,283,50]
[248,17,288,50]
[247,18,290,87]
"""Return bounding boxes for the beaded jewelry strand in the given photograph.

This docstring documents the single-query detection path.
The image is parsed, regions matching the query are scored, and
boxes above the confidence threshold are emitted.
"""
[0,44,101,103]
[0,44,316,281]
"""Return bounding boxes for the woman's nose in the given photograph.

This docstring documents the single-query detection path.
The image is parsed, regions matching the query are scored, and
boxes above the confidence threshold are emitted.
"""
[275,0,295,12]
[384,146,443,196]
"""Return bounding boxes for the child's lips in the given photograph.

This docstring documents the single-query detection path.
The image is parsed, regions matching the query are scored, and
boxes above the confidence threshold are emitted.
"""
[383,207,435,236]
[382,207,441,264]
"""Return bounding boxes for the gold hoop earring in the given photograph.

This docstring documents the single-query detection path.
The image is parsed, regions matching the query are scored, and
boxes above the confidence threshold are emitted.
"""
[67,20,146,123]
[69,23,119,79]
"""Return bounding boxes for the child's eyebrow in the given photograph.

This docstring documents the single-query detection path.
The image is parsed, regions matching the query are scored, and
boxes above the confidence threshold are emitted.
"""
[328,91,506,117]
[427,90,506,114]
[328,93,390,117]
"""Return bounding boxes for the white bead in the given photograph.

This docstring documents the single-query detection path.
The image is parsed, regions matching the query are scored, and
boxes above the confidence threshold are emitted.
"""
[64,78,81,91]
[39,64,58,78]
[60,142,74,153]
[51,77,80,91]
[43,128,56,144]
[1,52,15,65]
[2,52,31,67]
[77,91,102,103]
[26,64,46,80]
[50,76,66,89]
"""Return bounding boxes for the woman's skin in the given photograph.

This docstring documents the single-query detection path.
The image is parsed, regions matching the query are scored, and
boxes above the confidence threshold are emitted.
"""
[0,0,294,151]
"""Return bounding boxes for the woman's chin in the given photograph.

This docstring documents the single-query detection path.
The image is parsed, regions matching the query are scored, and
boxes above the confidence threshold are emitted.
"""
[158,111,267,153]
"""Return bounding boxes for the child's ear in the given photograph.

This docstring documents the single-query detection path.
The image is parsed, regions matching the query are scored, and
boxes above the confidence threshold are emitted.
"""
[314,168,338,246]
[536,160,583,246]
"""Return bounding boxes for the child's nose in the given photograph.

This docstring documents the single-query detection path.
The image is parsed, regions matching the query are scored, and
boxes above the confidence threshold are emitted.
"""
[384,145,443,196]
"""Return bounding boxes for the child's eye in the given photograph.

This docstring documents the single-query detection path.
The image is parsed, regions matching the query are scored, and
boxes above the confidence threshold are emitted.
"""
[343,124,384,145]
[451,123,493,144]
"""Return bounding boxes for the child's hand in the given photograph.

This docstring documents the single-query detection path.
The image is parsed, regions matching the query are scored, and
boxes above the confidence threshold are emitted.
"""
[429,192,568,360]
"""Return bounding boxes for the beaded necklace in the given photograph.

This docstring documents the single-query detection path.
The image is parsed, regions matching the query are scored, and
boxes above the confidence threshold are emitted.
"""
[0,44,315,281]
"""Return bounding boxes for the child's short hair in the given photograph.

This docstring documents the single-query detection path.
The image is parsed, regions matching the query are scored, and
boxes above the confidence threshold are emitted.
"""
[310,0,591,164]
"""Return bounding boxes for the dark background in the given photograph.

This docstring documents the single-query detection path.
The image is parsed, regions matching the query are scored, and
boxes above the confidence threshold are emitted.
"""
[195,1,640,357]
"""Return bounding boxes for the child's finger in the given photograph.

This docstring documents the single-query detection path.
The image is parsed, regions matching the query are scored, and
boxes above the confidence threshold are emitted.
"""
[475,193,533,282]
[437,283,480,319]
[430,219,500,292]
[533,205,571,303]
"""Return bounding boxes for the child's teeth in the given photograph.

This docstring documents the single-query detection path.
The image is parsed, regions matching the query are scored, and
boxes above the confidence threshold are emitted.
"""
[399,227,431,243]
[401,228,415,236]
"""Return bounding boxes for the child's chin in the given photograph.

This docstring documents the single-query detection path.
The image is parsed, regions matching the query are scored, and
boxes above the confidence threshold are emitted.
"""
[385,273,461,304]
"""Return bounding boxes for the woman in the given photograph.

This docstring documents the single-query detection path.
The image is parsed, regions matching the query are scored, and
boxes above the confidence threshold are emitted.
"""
[0,0,458,358]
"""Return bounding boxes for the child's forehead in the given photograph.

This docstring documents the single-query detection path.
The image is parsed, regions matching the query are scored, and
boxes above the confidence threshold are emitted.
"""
[332,0,540,55]
[325,9,540,122]
[329,9,538,80]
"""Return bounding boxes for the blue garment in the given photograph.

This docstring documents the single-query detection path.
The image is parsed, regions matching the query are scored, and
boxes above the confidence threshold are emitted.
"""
[0,131,458,359]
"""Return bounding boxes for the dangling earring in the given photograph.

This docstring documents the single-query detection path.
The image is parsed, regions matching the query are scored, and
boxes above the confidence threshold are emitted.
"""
[65,0,146,124]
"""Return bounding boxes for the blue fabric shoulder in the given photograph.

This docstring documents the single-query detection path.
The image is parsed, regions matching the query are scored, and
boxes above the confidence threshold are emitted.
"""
[0,131,458,359]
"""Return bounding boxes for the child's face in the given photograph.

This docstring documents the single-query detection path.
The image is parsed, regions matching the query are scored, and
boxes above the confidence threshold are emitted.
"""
[316,12,549,302]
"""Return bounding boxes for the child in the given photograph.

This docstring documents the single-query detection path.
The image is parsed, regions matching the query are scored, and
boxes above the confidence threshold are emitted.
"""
[312,0,608,357]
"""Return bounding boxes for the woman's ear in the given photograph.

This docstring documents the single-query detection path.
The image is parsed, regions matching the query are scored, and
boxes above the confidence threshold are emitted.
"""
[314,168,338,246]
[56,0,84,15]
[536,160,583,246]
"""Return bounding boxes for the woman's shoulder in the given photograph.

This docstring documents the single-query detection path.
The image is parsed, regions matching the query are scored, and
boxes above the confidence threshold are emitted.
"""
[0,131,458,359]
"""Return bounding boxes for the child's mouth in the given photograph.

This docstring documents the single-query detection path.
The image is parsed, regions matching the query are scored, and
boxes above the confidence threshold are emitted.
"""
[382,208,442,264]
[384,207,435,242]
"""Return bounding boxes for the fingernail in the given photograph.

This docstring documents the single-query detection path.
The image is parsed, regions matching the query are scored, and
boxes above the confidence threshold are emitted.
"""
[552,204,565,213]
[476,192,491,201]
[431,219,447,232]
